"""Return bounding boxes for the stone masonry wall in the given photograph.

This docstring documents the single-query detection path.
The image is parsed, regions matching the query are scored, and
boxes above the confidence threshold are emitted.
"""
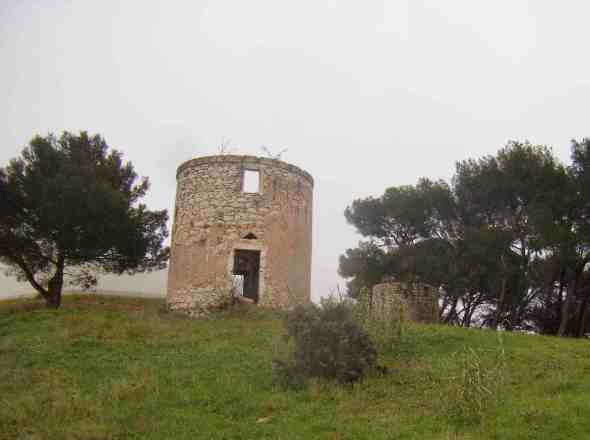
[167,155,313,317]
[372,281,439,324]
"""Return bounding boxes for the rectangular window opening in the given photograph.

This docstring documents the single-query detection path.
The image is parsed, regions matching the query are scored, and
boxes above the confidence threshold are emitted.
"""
[243,170,260,193]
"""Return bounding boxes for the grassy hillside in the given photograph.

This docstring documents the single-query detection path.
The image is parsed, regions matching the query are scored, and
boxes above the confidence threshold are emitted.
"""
[1,295,589,439]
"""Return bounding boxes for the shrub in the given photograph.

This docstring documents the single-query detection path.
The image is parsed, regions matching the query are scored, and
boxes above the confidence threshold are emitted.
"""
[274,299,377,387]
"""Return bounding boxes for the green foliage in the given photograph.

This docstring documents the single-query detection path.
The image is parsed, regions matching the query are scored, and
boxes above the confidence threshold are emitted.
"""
[275,299,377,387]
[0,132,169,308]
[344,178,455,248]
[338,242,390,299]
[341,139,590,335]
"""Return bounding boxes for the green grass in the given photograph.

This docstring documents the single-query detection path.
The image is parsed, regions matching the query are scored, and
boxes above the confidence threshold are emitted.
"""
[1,295,589,439]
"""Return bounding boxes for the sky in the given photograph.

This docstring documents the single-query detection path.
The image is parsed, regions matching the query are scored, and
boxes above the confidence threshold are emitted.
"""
[1,1,589,300]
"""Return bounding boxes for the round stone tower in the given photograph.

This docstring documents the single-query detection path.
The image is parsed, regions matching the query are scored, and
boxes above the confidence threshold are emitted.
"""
[167,155,313,316]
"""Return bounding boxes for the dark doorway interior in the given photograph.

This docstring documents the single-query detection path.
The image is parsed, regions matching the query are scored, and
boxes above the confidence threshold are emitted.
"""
[233,249,261,303]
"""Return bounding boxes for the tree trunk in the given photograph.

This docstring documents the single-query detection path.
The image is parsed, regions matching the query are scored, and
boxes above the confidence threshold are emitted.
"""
[556,272,565,328]
[461,298,473,328]
[558,269,578,337]
[493,256,508,330]
[557,274,565,306]
[440,294,450,320]
[45,256,65,309]
[46,289,62,309]
[576,296,589,338]
[444,295,459,325]
[579,306,589,338]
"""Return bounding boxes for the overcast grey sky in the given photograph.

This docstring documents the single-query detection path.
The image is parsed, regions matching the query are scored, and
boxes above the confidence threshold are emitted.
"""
[1,1,589,300]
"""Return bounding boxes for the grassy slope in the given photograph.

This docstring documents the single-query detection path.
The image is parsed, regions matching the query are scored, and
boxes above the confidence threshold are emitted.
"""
[1,295,589,440]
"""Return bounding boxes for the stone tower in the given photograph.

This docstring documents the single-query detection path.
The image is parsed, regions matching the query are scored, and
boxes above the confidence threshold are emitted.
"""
[167,155,314,316]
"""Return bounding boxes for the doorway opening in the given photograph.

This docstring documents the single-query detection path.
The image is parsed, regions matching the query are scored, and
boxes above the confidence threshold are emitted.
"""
[233,249,261,303]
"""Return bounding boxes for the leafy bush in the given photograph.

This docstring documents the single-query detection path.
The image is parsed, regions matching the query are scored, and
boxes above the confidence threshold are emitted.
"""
[274,299,377,387]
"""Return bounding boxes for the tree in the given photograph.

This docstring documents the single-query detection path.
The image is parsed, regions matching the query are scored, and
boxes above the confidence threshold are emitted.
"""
[340,141,590,334]
[344,178,457,248]
[454,142,569,329]
[341,178,480,324]
[552,138,590,336]
[0,132,170,308]
[338,241,390,299]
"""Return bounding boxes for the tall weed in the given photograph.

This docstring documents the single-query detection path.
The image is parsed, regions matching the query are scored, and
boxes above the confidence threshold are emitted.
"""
[444,334,507,424]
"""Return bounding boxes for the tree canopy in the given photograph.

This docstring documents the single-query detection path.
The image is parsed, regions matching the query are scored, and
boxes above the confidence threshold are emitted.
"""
[340,140,590,337]
[0,132,169,308]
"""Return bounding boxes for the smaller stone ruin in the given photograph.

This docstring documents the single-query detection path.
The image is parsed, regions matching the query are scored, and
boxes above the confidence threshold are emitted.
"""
[371,281,439,324]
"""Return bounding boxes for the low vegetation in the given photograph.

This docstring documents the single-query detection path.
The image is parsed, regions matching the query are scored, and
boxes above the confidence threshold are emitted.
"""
[274,299,377,388]
[2,295,589,439]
